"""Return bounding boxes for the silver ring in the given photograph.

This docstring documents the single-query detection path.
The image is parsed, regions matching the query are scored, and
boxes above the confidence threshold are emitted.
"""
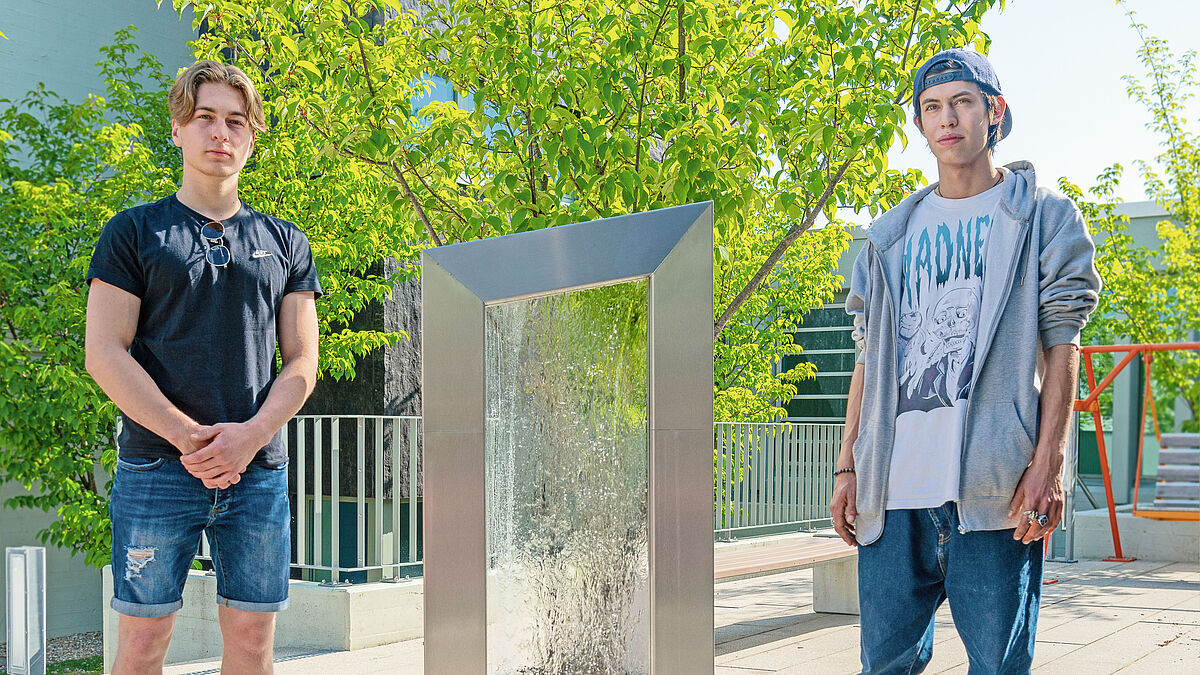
[1024,510,1049,527]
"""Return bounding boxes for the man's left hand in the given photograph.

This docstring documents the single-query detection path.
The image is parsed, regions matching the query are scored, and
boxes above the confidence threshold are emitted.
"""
[180,422,268,489]
[1008,459,1064,545]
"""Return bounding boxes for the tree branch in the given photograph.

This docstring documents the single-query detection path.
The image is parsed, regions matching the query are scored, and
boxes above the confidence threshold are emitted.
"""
[356,35,378,99]
[677,0,686,101]
[634,5,673,212]
[389,164,446,246]
[214,23,448,247]
[714,152,857,339]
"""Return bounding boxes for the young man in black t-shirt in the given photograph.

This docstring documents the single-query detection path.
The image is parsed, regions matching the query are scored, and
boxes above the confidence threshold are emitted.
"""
[85,60,321,674]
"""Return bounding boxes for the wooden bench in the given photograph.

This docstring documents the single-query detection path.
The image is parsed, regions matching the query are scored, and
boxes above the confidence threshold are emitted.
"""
[714,533,859,615]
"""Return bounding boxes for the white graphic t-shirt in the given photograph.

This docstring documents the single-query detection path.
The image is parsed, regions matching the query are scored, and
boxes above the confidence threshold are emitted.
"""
[886,182,1001,509]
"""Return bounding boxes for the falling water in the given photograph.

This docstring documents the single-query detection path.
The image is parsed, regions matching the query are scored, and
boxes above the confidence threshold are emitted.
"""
[484,280,650,674]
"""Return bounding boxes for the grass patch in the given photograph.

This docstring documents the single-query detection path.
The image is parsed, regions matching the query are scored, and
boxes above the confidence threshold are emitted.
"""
[48,655,103,675]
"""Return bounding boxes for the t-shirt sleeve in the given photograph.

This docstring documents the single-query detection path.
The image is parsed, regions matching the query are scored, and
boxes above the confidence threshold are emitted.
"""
[284,228,323,299]
[86,212,145,298]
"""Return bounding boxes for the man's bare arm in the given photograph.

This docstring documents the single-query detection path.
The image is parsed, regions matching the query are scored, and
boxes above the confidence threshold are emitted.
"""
[1009,342,1079,543]
[84,279,210,456]
[181,291,318,484]
[830,363,865,546]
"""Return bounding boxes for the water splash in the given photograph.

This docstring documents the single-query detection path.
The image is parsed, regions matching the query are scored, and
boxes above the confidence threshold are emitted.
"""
[485,281,650,674]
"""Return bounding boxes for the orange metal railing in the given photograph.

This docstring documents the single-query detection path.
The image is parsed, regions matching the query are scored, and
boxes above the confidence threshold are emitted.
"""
[1074,342,1199,562]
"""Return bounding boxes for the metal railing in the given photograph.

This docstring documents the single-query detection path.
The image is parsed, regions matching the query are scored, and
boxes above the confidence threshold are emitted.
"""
[199,417,841,581]
[199,415,424,584]
[714,422,842,539]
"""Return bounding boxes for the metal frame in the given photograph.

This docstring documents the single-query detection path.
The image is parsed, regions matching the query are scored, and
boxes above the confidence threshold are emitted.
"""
[422,202,714,674]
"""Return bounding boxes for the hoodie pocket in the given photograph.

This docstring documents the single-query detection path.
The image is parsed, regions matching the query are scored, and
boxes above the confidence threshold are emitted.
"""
[963,401,1035,498]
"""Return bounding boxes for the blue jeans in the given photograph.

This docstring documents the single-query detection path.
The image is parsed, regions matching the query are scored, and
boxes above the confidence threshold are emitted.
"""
[109,456,291,617]
[857,502,1042,674]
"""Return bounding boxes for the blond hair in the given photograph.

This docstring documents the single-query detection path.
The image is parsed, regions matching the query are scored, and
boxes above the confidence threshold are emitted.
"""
[168,60,266,134]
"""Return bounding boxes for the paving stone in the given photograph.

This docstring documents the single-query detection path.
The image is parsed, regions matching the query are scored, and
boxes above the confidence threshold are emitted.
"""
[1141,607,1200,625]
[716,613,817,646]
[773,643,863,674]
[1153,562,1200,581]
[716,614,857,662]
[1035,606,1162,645]
[716,665,776,674]
[922,633,968,673]
[192,556,1198,673]
[1030,641,1083,668]
[719,622,860,669]
[1027,605,1086,632]
[717,603,811,628]
[1115,625,1200,671]
[1034,619,1200,672]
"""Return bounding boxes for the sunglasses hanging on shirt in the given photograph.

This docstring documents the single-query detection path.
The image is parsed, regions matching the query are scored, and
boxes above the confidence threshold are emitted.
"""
[200,220,231,268]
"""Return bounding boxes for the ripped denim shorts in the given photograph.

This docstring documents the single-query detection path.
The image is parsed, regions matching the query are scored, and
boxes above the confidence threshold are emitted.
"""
[109,456,291,618]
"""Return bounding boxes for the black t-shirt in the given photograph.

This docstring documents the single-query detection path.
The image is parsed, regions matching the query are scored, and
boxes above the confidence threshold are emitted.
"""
[86,194,322,467]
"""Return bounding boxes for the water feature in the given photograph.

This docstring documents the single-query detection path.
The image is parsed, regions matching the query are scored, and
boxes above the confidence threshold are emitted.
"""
[484,281,650,674]
[422,202,714,674]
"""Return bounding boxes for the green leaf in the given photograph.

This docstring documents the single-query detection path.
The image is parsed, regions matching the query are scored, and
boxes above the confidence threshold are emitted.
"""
[295,60,320,80]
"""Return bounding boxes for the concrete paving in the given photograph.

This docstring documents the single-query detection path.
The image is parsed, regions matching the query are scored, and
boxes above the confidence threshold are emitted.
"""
[162,558,1199,674]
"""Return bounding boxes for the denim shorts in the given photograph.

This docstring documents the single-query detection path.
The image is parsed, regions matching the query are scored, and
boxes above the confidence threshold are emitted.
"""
[109,456,291,618]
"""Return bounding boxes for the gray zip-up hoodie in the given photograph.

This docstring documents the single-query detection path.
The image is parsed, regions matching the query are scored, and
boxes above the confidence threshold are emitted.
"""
[846,161,1101,545]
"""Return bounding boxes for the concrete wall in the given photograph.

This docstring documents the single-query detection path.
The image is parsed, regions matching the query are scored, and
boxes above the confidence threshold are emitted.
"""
[0,481,102,639]
[0,0,195,104]
[101,568,424,672]
[1073,505,1199,562]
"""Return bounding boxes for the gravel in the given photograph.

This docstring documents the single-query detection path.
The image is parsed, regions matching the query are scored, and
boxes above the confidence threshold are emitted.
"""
[0,630,103,669]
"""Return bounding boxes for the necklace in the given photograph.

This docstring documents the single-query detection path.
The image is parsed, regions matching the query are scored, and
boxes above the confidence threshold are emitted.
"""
[936,171,1003,198]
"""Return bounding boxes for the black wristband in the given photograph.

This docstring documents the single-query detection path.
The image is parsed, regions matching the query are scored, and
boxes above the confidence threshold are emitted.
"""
[833,467,855,477]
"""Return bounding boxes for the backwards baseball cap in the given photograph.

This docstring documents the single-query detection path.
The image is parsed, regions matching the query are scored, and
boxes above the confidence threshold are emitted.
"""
[912,48,1013,141]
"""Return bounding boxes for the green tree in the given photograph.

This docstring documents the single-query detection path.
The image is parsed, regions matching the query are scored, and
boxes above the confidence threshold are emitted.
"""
[0,28,414,566]
[0,32,177,567]
[0,0,1005,564]
[715,209,850,421]
[178,0,1000,420]
[1063,12,1200,433]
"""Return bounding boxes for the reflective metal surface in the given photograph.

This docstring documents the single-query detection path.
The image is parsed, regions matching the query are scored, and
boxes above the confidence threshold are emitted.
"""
[423,202,714,674]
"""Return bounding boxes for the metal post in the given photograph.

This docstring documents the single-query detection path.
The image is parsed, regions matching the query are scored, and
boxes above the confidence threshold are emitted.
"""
[408,417,418,565]
[374,417,384,579]
[330,418,342,584]
[6,546,46,675]
[296,419,307,577]
[357,416,367,574]
[391,417,403,577]
[1048,413,1079,563]
[313,418,323,578]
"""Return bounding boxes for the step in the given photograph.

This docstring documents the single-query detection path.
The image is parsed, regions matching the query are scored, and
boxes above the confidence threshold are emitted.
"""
[1157,464,1200,482]
[1159,449,1199,465]
[1160,433,1199,449]
[1151,498,1200,511]
[1153,481,1200,500]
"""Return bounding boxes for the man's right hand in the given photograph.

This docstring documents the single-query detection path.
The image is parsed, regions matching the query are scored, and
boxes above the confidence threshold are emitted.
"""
[172,421,212,455]
[170,421,238,489]
[830,472,858,547]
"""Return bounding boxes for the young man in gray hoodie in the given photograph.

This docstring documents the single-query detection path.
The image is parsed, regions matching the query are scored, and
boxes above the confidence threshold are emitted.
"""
[830,49,1101,673]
